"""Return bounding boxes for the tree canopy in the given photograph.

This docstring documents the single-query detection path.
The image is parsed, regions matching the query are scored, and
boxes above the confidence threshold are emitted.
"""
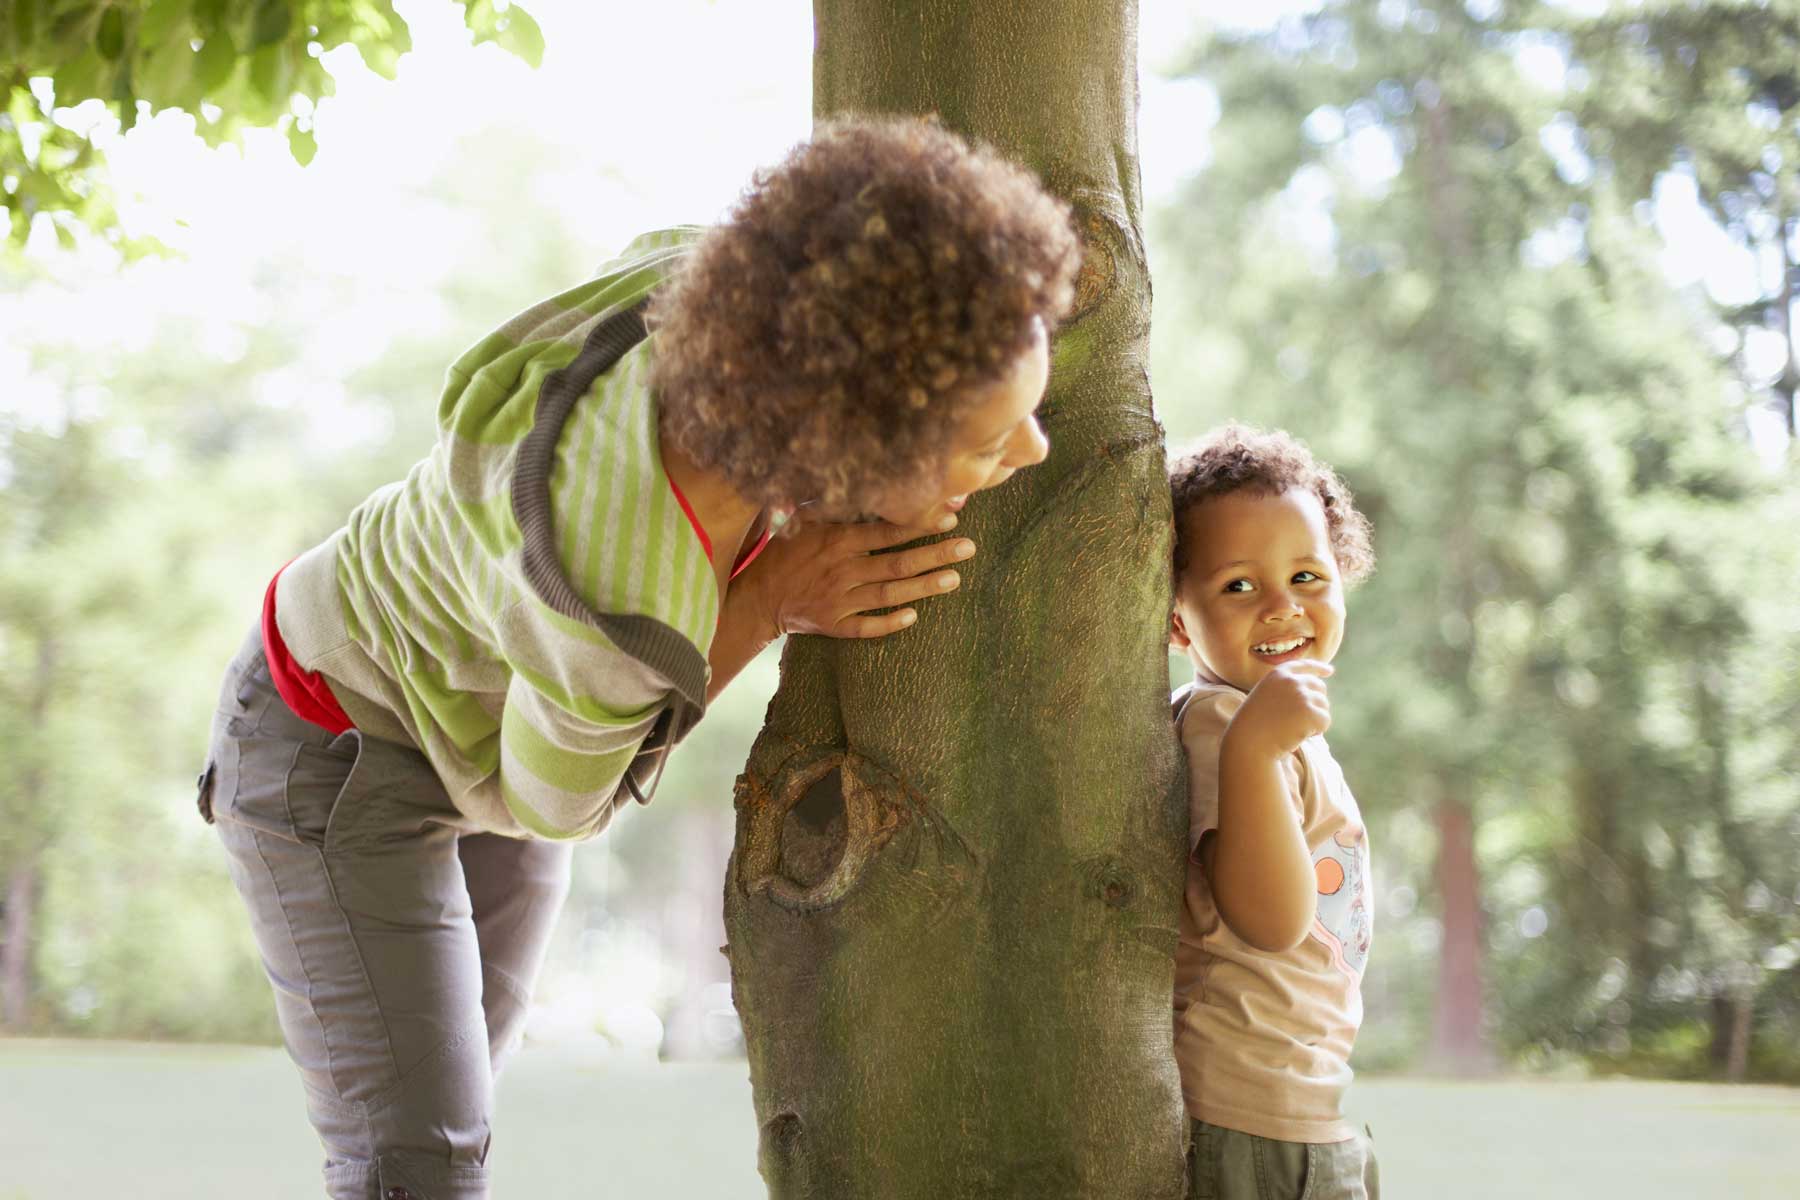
[1,0,541,251]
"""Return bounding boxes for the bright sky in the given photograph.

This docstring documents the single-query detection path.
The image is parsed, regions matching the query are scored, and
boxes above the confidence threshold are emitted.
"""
[0,0,1773,447]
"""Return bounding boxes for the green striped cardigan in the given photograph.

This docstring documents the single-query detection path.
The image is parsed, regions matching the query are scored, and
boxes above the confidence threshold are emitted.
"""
[274,228,716,839]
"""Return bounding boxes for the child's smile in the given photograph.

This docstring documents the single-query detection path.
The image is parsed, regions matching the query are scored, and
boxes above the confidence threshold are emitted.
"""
[1251,634,1314,663]
[1170,487,1347,692]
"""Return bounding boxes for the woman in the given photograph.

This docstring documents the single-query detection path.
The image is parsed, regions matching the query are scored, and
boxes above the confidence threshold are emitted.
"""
[197,117,1079,1200]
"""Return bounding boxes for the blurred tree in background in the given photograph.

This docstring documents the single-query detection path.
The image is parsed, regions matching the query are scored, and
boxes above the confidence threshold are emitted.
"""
[1153,0,1800,1080]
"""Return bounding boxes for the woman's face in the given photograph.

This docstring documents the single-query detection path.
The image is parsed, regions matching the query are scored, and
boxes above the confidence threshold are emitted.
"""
[873,320,1053,528]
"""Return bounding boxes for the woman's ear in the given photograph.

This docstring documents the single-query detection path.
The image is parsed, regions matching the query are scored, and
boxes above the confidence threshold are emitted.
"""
[1169,606,1194,652]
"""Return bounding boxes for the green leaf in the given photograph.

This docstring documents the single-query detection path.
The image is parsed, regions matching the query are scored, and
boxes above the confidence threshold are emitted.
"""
[96,7,125,61]
[139,0,192,48]
[493,5,544,69]
[248,44,291,107]
[51,49,105,104]
[51,2,98,44]
[15,0,41,50]
[251,0,290,49]
[138,35,195,103]
[465,1,544,70]
[194,0,227,35]
[193,33,235,95]
[53,220,75,251]
[113,63,137,132]
[285,121,315,166]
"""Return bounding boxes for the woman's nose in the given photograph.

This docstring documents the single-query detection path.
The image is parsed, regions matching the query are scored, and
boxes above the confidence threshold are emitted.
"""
[1005,416,1049,469]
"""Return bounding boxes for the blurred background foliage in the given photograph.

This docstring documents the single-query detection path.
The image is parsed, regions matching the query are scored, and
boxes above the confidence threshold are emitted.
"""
[2,0,1798,1084]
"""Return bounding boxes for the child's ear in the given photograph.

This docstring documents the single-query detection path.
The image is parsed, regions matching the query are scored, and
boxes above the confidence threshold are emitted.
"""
[1170,607,1193,651]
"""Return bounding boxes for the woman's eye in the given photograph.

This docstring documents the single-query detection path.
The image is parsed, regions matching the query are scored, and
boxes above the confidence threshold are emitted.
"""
[1223,579,1253,594]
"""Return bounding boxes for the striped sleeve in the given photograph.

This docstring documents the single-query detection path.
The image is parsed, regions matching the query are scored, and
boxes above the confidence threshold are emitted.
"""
[495,668,664,840]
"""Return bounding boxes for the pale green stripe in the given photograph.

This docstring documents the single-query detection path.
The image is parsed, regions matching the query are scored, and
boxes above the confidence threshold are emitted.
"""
[667,491,698,642]
[418,488,476,661]
[554,373,600,594]
[574,365,623,605]
[389,477,465,660]
[523,593,624,652]
[607,378,646,614]
[636,405,672,614]
[503,716,637,796]
[445,342,569,445]
[443,331,516,398]
[360,518,422,660]
[500,775,585,841]
[343,510,411,674]
[511,658,661,727]
[408,671,501,765]
[457,489,519,559]
[586,352,642,607]
[334,554,366,646]
[689,544,721,647]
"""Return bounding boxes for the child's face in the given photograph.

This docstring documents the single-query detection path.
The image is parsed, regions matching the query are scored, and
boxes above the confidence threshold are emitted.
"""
[1171,487,1346,692]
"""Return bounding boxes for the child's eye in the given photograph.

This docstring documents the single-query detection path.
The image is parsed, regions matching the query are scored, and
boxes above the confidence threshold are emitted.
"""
[1293,571,1322,584]
[1223,579,1254,594]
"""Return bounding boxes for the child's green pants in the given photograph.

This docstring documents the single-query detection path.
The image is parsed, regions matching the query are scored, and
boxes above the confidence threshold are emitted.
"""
[1187,1119,1380,1200]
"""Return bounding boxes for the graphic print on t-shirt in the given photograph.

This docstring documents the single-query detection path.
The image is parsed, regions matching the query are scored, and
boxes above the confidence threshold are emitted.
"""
[1312,824,1372,979]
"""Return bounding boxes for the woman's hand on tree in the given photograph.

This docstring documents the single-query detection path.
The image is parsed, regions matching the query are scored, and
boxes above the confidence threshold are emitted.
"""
[742,517,977,640]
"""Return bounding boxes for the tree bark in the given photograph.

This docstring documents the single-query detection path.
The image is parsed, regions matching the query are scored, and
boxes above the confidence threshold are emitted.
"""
[1725,983,1753,1082]
[1,632,56,1032]
[723,2,1186,1194]
[1,857,38,1030]
[1426,796,1491,1074]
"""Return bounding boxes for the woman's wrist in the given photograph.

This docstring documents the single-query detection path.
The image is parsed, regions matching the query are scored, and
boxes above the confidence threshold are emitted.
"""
[726,557,785,644]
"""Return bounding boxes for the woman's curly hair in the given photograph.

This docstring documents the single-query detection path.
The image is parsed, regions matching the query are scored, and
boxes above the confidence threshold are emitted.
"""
[1169,424,1375,588]
[647,117,1080,515]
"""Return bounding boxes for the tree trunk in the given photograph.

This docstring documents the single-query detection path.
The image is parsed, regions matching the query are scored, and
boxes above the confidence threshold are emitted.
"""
[2,857,38,1030]
[1426,796,1491,1074]
[1,632,57,1032]
[723,2,1186,1194]
[1708,982,1755,1082]
[1725,984,1753,1082]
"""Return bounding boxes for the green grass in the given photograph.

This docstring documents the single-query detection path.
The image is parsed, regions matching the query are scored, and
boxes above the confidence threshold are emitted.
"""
[2,1040,1797,1197]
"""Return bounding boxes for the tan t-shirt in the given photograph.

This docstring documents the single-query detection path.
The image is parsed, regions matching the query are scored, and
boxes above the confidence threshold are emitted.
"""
[1172,677,1374,1144]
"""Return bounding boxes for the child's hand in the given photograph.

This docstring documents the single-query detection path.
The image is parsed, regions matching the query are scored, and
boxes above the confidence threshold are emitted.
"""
[1225,660,1333,760]
[744,515,976,639]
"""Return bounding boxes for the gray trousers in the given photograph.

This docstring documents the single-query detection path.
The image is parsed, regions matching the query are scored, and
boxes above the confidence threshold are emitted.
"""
[201,626,572,1199]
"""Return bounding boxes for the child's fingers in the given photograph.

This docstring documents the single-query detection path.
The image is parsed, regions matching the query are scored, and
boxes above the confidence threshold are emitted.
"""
[1283,659,1334,677]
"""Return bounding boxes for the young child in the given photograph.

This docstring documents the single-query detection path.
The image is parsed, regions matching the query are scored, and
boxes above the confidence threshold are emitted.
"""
[1167,425,1380,1200]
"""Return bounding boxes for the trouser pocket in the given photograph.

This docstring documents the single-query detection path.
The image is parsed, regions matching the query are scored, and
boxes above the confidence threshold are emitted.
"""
[195,761,217,824]
[205,622,361,845]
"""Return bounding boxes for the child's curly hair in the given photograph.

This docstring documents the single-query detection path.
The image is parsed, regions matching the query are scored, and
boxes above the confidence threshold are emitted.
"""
[1169,424,1375,588]
[647,117,1080,515]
